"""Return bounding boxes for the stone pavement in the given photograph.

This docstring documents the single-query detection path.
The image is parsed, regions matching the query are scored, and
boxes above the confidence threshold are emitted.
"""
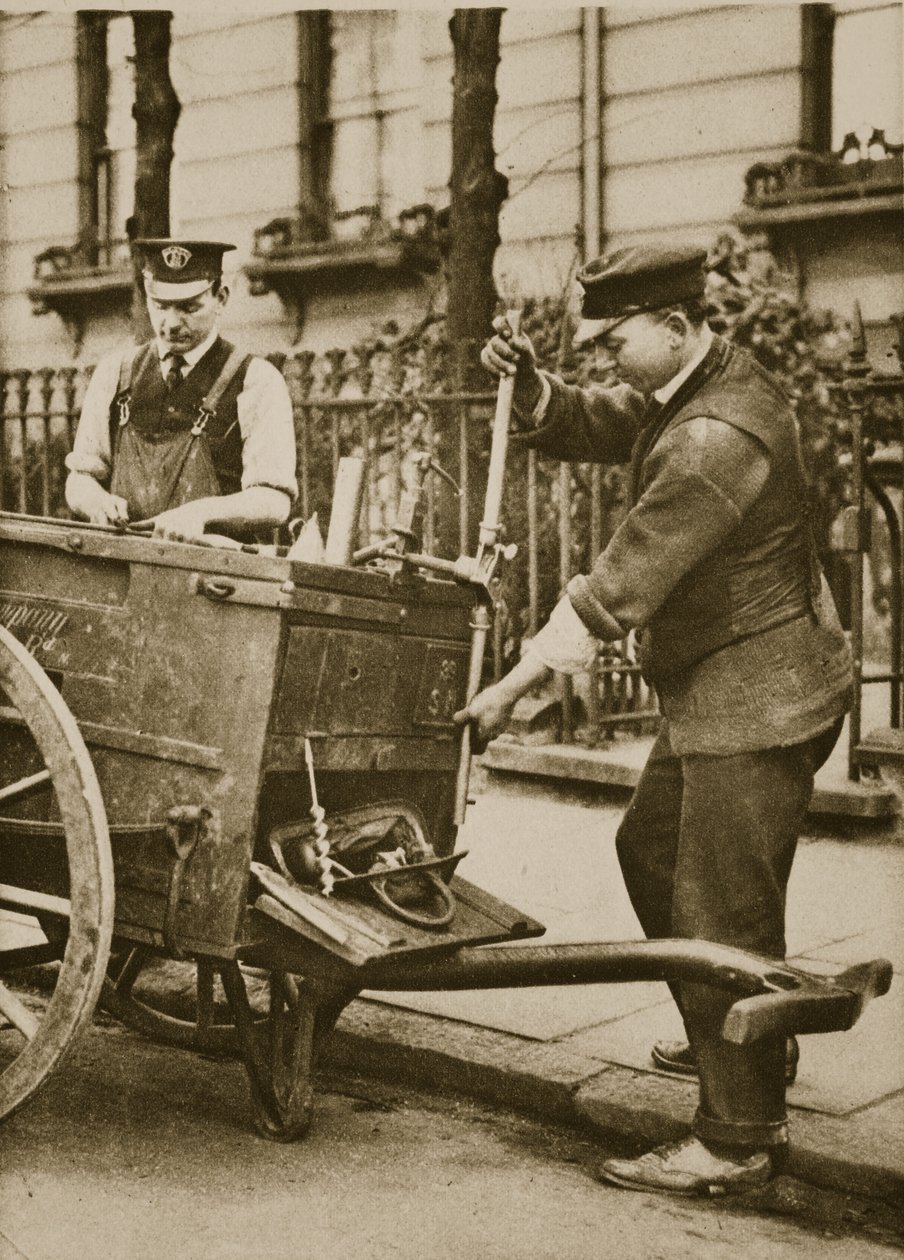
[328,755,904,1209]
[3,731,902,1210]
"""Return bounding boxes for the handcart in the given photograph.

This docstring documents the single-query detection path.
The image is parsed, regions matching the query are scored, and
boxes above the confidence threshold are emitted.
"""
[0,360,893,1141]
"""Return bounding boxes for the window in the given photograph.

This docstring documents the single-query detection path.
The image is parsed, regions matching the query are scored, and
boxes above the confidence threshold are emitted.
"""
[328,10,425,228]
[741,2,902,216]
[76,12,135,266]
[831,2,902,156]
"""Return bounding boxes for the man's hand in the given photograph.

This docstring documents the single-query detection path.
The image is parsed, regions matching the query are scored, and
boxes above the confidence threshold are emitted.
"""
[454,653,553,751]
[147,500,213,542]
[480,315,544,414]
[453,683,520,753]
[64,472,129,527]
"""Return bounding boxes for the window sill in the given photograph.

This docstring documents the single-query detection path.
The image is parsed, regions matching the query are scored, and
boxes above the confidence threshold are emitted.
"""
[28,266,133,310]
[28,240,134,349]
[736,188,903,229]
[737,152,902,229]
[244,209,442,315]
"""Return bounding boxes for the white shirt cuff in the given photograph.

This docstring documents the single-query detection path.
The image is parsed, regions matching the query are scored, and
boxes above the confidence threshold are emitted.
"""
[524,594,598,675]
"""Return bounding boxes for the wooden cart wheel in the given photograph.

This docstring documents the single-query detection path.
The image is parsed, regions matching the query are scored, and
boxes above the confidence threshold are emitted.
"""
[219,964,353,1142]
[101,951,266,1054]
[0,625,114,1123]
[102,953,349,1080]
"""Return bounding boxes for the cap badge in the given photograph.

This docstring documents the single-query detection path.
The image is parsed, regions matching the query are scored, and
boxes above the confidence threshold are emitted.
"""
[162,245,192,270]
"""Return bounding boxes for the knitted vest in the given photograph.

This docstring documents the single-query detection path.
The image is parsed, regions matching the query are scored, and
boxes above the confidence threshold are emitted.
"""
[636,336,820,680]
[110,337,249,497]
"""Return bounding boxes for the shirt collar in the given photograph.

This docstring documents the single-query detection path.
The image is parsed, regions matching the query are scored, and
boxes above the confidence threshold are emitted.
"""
[652,324,714,405]
[157,329,218,371]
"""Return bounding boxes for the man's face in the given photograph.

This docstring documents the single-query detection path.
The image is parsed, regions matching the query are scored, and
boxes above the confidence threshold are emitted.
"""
[596,313,684,395]
[145,284,228,354]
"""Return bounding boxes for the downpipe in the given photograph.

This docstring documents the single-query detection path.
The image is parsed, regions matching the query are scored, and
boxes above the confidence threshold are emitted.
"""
[360,940,893,1046]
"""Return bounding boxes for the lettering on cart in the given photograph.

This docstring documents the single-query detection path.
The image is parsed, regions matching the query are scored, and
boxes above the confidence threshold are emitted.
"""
[0,602,69,655]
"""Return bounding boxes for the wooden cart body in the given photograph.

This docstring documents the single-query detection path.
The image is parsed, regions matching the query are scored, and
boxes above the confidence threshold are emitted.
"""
[0,515,534,959]
[0,513,892,1139]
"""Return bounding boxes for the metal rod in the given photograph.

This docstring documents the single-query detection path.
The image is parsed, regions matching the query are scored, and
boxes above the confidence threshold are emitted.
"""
[558,462,574,742]
[453,602,492,825]
[527,448,539,638]
[475,310,521,566]
[865,469,902,726]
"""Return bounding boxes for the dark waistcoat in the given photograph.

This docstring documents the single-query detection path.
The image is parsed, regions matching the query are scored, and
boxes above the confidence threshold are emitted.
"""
[636,336,820,679]
[110,337,248,496]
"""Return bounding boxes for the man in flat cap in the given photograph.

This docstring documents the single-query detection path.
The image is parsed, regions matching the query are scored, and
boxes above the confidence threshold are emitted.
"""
[456,243,851,1194]
[65,239,296,542]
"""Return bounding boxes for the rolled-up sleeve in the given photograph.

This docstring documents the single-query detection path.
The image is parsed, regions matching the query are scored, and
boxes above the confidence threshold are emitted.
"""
[236,357,298,500]
[526,594,606,674]
[64,352,122,483]
[567,417,770,639]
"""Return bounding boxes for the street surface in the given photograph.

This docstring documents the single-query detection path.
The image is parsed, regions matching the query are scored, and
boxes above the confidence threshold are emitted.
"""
[1,1013,901,1260]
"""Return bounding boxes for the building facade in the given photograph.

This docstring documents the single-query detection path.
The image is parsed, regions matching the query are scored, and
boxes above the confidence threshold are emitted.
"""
[0,4,901,371]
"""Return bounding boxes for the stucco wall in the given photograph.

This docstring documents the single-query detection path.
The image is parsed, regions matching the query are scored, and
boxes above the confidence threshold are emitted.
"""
[0,7,900,372]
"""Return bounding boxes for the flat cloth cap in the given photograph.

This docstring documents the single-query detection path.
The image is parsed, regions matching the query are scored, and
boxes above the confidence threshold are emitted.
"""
[574,243,707,346]
[135,239,236,300]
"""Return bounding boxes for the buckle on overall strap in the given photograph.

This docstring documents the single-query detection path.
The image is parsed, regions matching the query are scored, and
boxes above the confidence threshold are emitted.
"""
[191,345,249,439]
[114,346,141,428]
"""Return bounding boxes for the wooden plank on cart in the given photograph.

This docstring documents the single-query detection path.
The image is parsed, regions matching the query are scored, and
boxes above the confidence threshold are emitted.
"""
[245,866,545,973]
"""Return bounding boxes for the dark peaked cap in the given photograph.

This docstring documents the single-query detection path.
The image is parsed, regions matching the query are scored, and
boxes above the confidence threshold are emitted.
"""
[572,243,708,346]
[134,239,236,299]
[578,244,707,319]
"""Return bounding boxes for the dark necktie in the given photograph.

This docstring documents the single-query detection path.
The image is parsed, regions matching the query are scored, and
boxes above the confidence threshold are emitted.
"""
[165,354,186,392]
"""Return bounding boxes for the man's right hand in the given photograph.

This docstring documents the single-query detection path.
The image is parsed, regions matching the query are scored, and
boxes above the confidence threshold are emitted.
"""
[64,472,129,527]
[453,682,520,752]
[481,315,544,414]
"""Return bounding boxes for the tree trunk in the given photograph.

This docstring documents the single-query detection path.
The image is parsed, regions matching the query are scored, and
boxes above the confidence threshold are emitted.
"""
[447,10,507,390]
[128,12,181,339]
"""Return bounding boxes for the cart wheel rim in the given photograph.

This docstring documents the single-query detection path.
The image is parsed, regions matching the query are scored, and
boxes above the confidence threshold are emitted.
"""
[0,625,113,1121]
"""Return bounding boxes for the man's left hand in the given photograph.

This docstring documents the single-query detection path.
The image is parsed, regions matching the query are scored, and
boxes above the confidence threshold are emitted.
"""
[147,501,212,542]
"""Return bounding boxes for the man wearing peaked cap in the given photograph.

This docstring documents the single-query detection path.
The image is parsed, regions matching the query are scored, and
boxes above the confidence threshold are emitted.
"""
[456,241,851,1195]
[66,238,297,542]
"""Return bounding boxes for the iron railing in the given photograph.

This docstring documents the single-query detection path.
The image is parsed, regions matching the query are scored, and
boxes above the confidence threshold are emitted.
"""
[0,357,658,747]
[830,310,904,780]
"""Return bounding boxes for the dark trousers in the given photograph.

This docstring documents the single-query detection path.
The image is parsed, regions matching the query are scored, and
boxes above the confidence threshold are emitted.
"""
[614,718,842,1151]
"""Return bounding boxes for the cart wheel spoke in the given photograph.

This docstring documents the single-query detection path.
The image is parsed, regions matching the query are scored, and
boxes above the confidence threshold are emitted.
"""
[197,961,216,1033]
[0,626,113,1123]
[0,979,39,1041]
[109,946,150,996]
[0,770,51,807]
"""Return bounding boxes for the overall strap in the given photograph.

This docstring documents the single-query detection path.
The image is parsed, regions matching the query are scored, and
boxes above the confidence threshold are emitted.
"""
[193,345,252,433]
[109,343,146,452]
[116,344,142,398]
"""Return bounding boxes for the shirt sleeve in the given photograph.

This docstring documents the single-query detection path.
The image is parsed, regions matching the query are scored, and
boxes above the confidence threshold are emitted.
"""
[64,352,123,483]
[524,594,603,675]
[567,416,771,639]
[236,357,299,500]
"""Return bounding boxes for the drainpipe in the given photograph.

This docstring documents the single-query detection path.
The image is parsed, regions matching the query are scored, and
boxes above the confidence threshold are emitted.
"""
[580,7,604,259]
